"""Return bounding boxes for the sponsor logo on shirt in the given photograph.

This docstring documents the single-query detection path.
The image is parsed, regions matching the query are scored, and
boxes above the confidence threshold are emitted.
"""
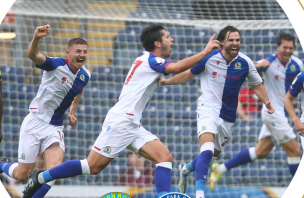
[62,77,67,84]
[234,62,242,69]
[61,77,83,90]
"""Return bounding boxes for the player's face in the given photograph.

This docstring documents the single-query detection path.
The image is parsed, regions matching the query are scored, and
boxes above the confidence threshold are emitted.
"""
[277,40,294,65]
[67,44,88,72]
[221,31,241,60]
[160,30,174,58]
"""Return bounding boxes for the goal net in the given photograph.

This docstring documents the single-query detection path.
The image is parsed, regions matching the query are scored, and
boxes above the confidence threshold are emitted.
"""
[0,0,302,197]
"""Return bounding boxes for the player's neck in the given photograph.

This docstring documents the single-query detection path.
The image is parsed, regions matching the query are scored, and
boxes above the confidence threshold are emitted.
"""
[68,63,80,74]
[221,50,235,62]
[277,54,289,65]
[149,50,165,59]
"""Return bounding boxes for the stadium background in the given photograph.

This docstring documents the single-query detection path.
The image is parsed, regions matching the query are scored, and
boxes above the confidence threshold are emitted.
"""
[0,0,303,197]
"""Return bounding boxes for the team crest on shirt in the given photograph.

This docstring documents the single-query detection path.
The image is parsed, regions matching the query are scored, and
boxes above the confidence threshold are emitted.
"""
[234,62,242,69]
[104,146,111,154]
[202,125,206,131]
[212,72,217,78]
[80,74,85,81]
[21,153,25,160]
[290,64,296,71]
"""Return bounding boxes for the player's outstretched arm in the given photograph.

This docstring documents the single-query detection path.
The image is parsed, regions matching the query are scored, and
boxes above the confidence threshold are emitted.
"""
[160,70,196,86]
[252,83,275,114]
[284,92,304,136]
[255,59,270,69]
[68,90,83,126]
[28,24,50,66]
[165,34,220,74]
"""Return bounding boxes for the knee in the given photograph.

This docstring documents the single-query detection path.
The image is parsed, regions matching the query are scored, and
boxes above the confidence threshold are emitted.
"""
[14,171,30,182]
[159,152,173,163]
[290,147,301,157]
[89,164,105,175]
[256,150,269,159]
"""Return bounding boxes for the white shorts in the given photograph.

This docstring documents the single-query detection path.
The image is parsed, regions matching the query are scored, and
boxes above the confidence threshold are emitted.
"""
[18,113,65,163]
[259,112,296,145]
[197,111,234,152]
[92,112,159,158]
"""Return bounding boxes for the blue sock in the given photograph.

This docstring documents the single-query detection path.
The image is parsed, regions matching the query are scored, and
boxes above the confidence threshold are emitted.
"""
[224,148,252,170]
[195,150,213,192]
[187,155,199,172]
[33,183,52,198]
[42,160,83,183]
[155,166,171,197]
[288,164,299,176]
[1,162,17,176]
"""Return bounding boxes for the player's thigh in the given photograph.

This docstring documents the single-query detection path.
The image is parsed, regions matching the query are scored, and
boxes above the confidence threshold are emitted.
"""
[281,139,301,157]
[92,113,139,158]
[87,150,114,174]
[197,112,219,137]
[139,139,172,164]
[262,113,295,144]
[213,118,234,154]
[43,142,64,170]
[255,137,274,158]
[18,113,42,164]
[130,126,171,163]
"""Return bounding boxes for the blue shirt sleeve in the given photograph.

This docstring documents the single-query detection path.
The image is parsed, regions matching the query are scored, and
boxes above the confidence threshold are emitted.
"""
[289,71,304,97]
[148,56,172,75]
[36,56,66,71]
[257,55,276,73]
[190,49,220,75]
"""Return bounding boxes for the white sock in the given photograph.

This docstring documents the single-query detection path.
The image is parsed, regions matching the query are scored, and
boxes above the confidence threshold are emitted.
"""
[196,190,205,198]
[38,172,46,184]
[80,159,91,175]
[249,147,257,160]
[219,164,228,174]
[8,163,18,178]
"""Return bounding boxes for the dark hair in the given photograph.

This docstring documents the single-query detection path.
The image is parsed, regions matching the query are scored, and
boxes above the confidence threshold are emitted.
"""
[140,24,165,51]
[68,38,89,48]
[217,25,241,43]
[277,33,295,47]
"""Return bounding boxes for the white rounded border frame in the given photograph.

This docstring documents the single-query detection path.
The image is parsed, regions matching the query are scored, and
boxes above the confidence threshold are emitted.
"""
[0,0,304,197]
[277,1,304,197]
[0,1,16,197]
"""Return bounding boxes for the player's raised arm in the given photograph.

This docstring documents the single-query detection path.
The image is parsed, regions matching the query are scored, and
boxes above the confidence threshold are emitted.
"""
[165,34,220,74]
[68,90,83,126]
[255,59,270,69]
[160,69,196,86]
[252,83,275,114]
[28,24,50,66]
